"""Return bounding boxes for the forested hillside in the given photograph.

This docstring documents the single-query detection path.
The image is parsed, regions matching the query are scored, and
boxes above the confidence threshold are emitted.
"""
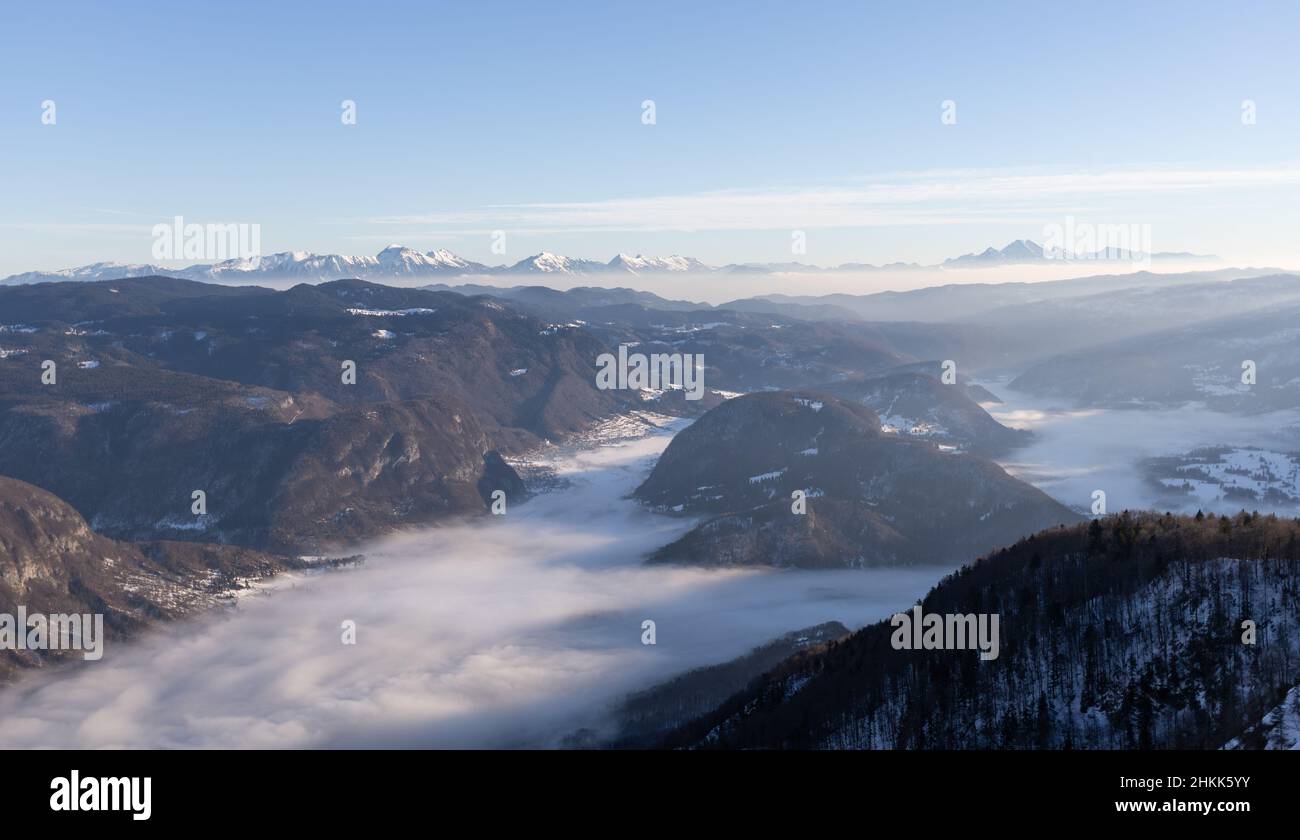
[662,512,1300,749]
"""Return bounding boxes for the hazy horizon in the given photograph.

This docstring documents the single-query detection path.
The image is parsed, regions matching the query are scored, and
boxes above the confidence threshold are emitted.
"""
[6,253,1279,306]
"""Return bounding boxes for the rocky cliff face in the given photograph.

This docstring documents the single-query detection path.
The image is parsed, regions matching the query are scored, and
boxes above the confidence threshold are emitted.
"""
[0,476,311,682]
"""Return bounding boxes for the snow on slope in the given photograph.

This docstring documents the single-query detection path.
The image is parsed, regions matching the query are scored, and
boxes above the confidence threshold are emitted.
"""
[1225,685,1300,750]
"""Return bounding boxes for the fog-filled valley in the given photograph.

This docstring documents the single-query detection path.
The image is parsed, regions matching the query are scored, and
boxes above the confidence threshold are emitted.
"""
[4,261,1300,750]
[0,415,949,747]
[11,5,1300,828]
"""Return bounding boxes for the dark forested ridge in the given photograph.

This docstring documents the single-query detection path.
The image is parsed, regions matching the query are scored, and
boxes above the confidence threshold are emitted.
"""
[604,622,850,748]
[661,511,1300,749]
[636,391,1077,568]
[0,276,616,552]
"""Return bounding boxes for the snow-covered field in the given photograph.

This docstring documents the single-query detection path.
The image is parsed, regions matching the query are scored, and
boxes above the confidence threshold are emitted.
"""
[1149,447,1300,510]
[0,412,942,748]
[1226,686,1300,750]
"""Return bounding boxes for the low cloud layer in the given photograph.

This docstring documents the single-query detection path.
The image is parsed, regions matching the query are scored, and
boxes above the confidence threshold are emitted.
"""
[0,420,939,748]
[990,384,1300,515]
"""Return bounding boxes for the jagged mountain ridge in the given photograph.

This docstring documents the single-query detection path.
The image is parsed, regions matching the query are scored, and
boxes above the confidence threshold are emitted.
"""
[2,240,1218,286]
[943,239,1216,267]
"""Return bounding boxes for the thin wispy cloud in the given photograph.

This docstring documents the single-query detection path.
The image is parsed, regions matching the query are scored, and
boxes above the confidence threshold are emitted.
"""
[0,222,148,235]
[363,165,1300,235]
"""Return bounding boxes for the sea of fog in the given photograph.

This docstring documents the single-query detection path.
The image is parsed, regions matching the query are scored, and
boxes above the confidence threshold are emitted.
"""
[986,382,1300,516]
[8,391,1290,748]
[0,415,943,749]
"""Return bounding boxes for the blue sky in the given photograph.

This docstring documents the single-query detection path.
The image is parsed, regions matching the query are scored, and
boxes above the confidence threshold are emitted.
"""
[2,0,1299,276]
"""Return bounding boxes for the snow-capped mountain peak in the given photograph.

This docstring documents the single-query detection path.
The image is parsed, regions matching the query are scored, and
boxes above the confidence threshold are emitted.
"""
[1001,239,1044,259]
[509,252,604,274]
[0,240,1217,287]
[426,248,473,268]
[943,239,1049,267]
[377,244,425,262]
[367,245,485,276]
[607,253,711,274]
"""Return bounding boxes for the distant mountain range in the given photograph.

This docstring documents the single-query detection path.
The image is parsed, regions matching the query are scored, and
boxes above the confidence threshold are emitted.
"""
[942,239,1217,268]
[0,240,1218,286]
